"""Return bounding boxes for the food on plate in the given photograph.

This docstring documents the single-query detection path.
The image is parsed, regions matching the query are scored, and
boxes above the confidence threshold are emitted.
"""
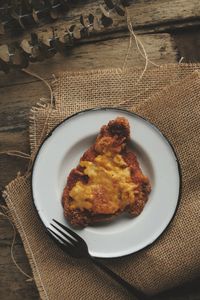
[62,117,151,227]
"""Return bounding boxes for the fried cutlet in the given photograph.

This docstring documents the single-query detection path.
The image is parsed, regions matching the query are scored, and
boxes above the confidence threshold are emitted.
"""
[62,117,151,227]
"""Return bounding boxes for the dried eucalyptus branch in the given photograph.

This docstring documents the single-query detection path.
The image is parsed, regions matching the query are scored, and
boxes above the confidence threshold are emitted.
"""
[0,0,130,72]
[0,0,80,35]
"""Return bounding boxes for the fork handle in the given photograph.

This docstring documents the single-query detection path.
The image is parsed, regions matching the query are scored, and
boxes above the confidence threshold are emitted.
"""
[91,258,149,300]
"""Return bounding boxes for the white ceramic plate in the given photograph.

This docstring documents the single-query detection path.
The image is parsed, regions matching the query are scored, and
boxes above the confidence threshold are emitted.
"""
[32,108,181,258]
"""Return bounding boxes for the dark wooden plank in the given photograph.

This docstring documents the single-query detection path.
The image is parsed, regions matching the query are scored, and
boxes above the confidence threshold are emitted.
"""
[0,80,49,189]
[0,33,176,87]
[172,27,200,63]
[0,130,30,190]
[0,80,48,130]
[0,79,49,189]
[0,216,39,300]
[0,264,39,300]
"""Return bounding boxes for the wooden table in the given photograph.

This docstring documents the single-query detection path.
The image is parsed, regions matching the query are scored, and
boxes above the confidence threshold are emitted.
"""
[0,1,200,299]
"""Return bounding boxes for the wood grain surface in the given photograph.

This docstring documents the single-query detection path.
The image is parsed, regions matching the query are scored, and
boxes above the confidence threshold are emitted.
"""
[0,1,200,299]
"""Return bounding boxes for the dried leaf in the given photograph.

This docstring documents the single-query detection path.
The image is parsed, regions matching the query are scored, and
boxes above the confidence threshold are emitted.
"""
[100,14,113,27]
[39,42,57,58]
[42,36,51,47]
[80,15,90,28]
[68,24,76,36]
[72,26,82,40]
[104,0,115,10]
[88,14,94,25]
[57,31,69,44]
[31,32,39,44]
[99,4,110,18]
[0,45,10,62]
[32,9,40,24]
[115,5,125,16]
[93,16,101,31]
[9,45,29,68]
[29,33,45,61]
[20,39,33,54]
[79,15,84,26]
[31,45,44,61]
[80,27,88,38]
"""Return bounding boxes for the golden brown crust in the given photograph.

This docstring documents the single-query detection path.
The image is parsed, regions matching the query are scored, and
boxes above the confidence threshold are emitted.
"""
[62,117,151,227]
[95,117,130,154]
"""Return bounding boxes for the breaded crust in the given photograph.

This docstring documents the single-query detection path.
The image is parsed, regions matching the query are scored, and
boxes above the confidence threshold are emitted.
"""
[62,117,151,227]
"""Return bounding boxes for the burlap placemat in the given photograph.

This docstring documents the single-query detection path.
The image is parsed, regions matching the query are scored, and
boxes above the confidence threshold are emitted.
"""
[3,64,200,300]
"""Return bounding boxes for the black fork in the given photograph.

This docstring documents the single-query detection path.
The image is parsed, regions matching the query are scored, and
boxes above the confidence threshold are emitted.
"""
[48,219,149,300]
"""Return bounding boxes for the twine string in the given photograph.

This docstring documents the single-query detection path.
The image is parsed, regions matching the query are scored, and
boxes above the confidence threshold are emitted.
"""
[123,7,159,72]
[22,69,54,107]
[122,34,133,70]
[0,151,31,159]
[119,7,160,107]
[179,57,184,64]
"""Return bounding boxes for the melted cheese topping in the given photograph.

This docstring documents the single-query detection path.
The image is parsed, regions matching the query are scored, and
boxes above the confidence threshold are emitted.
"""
[69,152,138,213]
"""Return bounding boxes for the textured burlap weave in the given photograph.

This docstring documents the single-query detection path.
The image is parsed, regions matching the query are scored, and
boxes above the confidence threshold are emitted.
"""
[3,64,200,300]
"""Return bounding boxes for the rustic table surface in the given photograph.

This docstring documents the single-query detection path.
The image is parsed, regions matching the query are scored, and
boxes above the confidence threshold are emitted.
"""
[0,1,200,299]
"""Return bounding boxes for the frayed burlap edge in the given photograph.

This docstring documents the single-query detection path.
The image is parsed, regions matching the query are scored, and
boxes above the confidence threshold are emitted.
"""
[3,175,49,300]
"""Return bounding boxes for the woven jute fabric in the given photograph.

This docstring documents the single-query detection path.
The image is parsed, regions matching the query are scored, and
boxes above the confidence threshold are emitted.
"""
[3,64,200,300]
